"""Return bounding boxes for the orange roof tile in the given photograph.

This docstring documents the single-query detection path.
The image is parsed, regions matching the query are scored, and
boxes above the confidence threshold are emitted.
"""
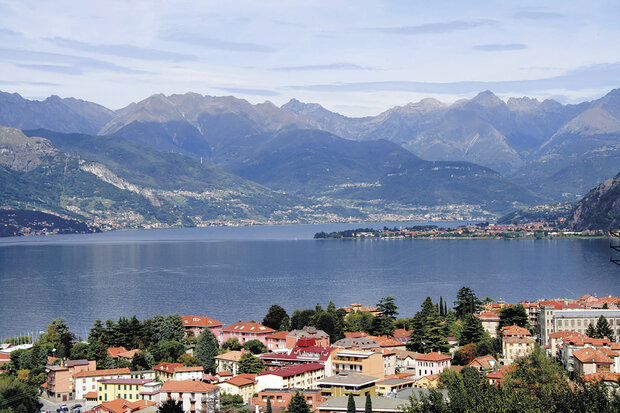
[573,348,614,364]
[222,322,274,333]
[501,324,531,337]
[476,311,500,321]
[117,349,141,359]
[128,400,156,409]
[106,347,128,358]
[74,368,130,378]
[84,391,98,399]
[182,316,223,328]
[223,376,256,387]
[154,362,183,372]
[266,331,289,340]
[415,352,451,362]
[161,380,218,393]
[174,366,204,372]
[95,398,131,413]
[581,372,620,383]
[214,350,246,362]
[392,329,411,338]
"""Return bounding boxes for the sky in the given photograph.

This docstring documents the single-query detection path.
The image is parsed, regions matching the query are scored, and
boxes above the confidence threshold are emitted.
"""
[1,0,619,116]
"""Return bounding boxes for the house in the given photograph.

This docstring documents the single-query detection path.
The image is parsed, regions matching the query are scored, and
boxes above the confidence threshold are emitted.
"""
[182,316,224,339]
[468,355,498,372]
[316,395,407,413]
[74,368,132,400]
[138,381,161,403]
[331,349,385,378]
[391,329,412,344]
[87,398,156,413]
[260,345,335,372]
[572,347,619,375]
[153,362,183,382]
[266,331,289,351]
[215,350,247,376]
[107,347,129,359]
[160,380,220,413]
[118,349,141,361]
[411,373,440,389]
[501,324,535,364]
[257,363,325,391]
[412,352,451,380]
[286,327,331,348]
[97,379,153,403]
[392,350,422,374]
[252,388,326,410]
[538,308,620,347]
[375,377,417,394]
[220,322,275,346]
[339,303,381,317]
[217,374,257,403]
[556,333,611,372]
[173,366,204,381]
[316,373,379,398]
[475,312,500,338]
[45,359,97,401]
[486,365,514,387]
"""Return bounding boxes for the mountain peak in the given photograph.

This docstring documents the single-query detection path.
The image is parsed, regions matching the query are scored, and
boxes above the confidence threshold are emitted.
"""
[470,90,505,107]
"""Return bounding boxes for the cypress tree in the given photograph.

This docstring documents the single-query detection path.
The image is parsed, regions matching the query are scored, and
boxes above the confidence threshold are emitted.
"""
[347,393,356,413]
[439,297,444,317]
[365,393,372,413]
[287,391,311,413]
[266,397,272,413]
[196,329,219,373]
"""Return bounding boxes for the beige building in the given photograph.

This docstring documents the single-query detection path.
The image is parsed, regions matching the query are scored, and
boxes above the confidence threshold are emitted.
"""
[45,360,97,401]
[256,363,325,391]
[538,308,620,347]
[214,350,247,376]
[572,347,619,376]
[316,373,379,398]
[73,367,132,400]
[331,349,385,378]
[160,380,220,413]
[475,311,500,338]
[501,325,535,365]
[217,374,257,403]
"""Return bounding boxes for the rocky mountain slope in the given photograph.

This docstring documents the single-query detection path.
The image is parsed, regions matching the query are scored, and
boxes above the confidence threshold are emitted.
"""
[566,172,620,231]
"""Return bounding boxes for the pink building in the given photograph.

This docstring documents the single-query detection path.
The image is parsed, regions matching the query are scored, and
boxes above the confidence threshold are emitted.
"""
[220,322,274,346]
[182,316,224,339]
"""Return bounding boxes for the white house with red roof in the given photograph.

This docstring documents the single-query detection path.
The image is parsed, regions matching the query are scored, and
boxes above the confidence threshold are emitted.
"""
[220,322,274,346]
[256,362,325,391]
[475,311,500,338]
[182,316,224,339]
[160,380,220,413]
[412,352,451,379]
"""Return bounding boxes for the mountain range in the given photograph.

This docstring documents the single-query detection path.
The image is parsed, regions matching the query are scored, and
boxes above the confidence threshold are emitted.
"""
[1,88,620,230]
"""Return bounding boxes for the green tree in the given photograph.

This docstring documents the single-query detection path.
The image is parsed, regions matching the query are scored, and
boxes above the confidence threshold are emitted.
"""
[69,342,90,360]
[365,393,372,413]
[263,305,289,330]
[0,375,42,412]
[290,309,316,330]
[595,315,616,341]
[377,296,398,320]
[498,304,529,330]
[196,329,219,372]
[407,297,449,353]
[160,314,185,343]
[346,311,374,333]
[347,393,356,413]
[131,351,151,371]
[157,340,186,363]
[238,352,264,374]
[266,397,272,413]
[453,287,482,319]
[586,322,597,338]
[459,314,485,345]
[452,343,476,365]
[38,318,74,358]
[222,338,243,351]
[158,398,184,413]
[287,391,311,413]
[243,339,267,355]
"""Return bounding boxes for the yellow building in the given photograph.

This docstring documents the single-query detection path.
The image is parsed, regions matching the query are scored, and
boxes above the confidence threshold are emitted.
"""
[331,349,384,378]
[316,372,378,398]
[217,374,257,404]
[97,379,152,403]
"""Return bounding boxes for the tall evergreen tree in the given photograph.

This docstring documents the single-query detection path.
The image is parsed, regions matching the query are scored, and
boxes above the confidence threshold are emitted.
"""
[498,304,529,330]
[287,391,311,413]
[347,393,356,413]
[365,393,372,413]
[595,315,615,341]
[238,352,265,374]
[586,322,597,338]
[439,297,444,317]
[196,329,219,372]
[266,397,272,413]
[459,314,485,345]
[263,305,289,330]
[453,287,482,319]
[160,314,185,343]
[158,398,184,413]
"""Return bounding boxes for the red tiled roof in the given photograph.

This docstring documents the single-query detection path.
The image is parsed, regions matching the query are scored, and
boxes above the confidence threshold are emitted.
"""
[539,300,563,310]
[224,375,256,387]
[95,398,131,413]
[84,391,97,399]
[214,350,246,362]
[154,362,183,372]
[74,368,130,378]
[99,378,151,385]
[344,332,368,338]
[117,349,141,359]
[266,331,289,340]
[174,366,204,372]
[161,380,218,393]
[500,324,531,337]
[415,352,451,362]
[128,400,156,409]
[182,316,223,328]
[223,322,274,333]
[392,329,411,338]
[468,355,498,370]
[581,372,620,382]
[573,348,614,364]
[476,311,500,321]
[217,371,233,377]
[258,362,324,378]
[106,347,128,358]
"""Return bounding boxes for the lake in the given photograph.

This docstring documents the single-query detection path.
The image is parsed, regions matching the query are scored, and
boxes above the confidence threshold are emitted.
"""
[0,223,618,339]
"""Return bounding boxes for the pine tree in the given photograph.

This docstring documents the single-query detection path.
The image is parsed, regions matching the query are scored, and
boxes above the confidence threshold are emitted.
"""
[595,316,615,341]
[347,393,356,413]
[586,322,597,338]
[266,397,272,413]
[439,297,444,317]
[365,393,372,413]
[454,287,482,319]
[460,314,485,345]
[238,352,265,374]
[196,329,219,373]
[158,398,184,413]
[263,305,289,330]
[287,391,311,413]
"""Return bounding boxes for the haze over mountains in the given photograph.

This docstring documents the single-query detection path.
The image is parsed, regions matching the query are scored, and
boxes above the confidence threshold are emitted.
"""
[1,88,619,229]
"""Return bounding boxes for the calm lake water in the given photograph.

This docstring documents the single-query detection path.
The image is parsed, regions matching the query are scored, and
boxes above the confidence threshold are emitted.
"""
[0,223,618,339]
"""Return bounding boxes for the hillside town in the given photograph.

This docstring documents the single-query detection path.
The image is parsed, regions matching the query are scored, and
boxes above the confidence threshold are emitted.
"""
[1,290,619,413]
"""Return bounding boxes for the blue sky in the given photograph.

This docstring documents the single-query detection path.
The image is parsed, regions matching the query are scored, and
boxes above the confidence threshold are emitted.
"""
[1,0,619,116]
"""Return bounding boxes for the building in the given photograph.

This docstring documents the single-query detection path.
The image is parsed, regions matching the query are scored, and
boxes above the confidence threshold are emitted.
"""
[316,395,407,413]
[138,381,162,403]
[501,325,535,364]
[88,398,156,413]
[153,362,184,382]
[74,367,132,400]
[475,312,500,338]
[173,366,204,381]
[391,329,411,344]
[45,359,97,401]
[182,316,224,339]
[339,303,381,317]
[220,322,275,346]
[468,355,498,372]
[538,308,620,347]
[331,349,385,378]
[412,353,451,380]
[266,331,289,351]
[286,327,331,348]
[572,347,619,376]
[97,378,152,403]
[260,345,334,372]
[217,374,257,403]
[316,373,379,398]
[215,350,247,376]
[392,350,422,374]
[252,388,326,410]
[160,380,220,413]
[257,363,325,391]
[375,377,417,394]
[555,333,611,372]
